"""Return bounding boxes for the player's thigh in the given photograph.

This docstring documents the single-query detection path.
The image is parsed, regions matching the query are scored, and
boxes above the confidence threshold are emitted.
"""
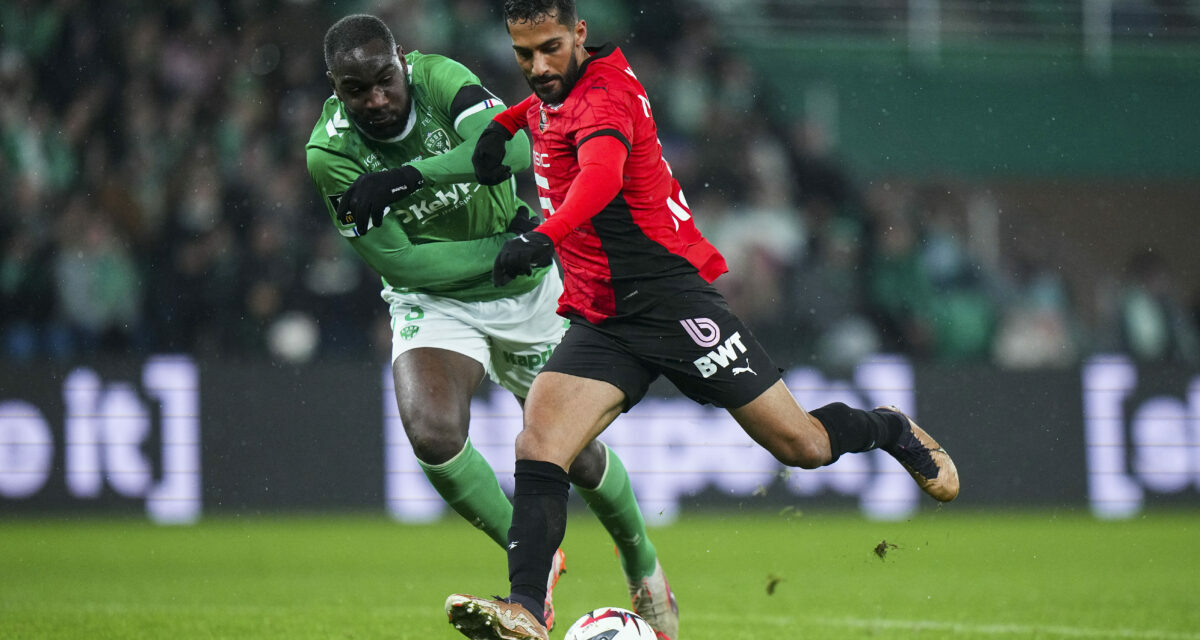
[540,318,659,411]
[386,291,490,418]
[728,379,829,468]
[392,347,486,422]
[641,286,782,409]
[520,371,626,468]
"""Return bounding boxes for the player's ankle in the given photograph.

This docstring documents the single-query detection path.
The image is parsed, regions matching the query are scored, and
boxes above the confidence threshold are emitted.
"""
[507,593,546,626]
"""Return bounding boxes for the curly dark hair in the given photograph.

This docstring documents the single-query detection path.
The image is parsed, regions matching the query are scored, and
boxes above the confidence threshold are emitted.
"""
[503,0,577,27]
[324,14,396,70]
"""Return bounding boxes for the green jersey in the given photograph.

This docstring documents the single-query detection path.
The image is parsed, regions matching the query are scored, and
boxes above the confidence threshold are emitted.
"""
[306,51,544,302]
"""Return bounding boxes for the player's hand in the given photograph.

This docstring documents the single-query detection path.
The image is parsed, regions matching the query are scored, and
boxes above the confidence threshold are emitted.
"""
[492,231,554,287]
[473,121,514,186]
[336,166,425,236]
[505,206,540,235]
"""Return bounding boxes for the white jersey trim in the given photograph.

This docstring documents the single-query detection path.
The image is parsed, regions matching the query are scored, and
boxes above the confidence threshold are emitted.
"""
[454,99,504,132]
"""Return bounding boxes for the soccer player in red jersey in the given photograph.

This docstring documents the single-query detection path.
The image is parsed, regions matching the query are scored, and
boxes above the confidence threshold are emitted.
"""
[446,2,960,639]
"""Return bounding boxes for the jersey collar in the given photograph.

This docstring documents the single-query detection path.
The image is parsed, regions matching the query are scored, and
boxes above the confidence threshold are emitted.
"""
[578,43,617,80]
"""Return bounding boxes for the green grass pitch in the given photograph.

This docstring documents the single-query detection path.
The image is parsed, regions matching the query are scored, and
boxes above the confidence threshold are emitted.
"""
[3,509,1198,639]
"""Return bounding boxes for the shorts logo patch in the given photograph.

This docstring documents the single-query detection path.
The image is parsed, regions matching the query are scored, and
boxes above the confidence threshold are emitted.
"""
[732,358,756,376]
[399,325,420,340]
[680,317,721,348]
[693,331,748,378]
[503,348,554,369]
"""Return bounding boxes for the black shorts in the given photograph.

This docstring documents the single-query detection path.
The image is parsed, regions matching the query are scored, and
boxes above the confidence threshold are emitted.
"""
[542,285,781,411]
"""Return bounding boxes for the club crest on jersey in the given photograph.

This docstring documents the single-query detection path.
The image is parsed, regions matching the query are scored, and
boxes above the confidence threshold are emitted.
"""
[398,325,420,340]
[538,106,548,132]
[424,129,451,155]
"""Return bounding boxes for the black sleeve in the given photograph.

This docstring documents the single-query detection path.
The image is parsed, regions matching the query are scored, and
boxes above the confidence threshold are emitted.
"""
[449,84,500,124]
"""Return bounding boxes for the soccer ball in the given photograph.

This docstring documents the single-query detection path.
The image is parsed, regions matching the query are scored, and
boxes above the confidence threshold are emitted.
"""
[563,607,658,640]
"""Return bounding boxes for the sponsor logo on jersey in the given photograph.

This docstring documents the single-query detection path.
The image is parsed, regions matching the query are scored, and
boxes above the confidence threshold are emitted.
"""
[693,331,749,378]
[396,182,481,224]
[680,317,721,348]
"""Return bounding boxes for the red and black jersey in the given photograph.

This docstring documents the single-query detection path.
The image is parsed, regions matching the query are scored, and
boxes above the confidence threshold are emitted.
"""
[493,44,727,324]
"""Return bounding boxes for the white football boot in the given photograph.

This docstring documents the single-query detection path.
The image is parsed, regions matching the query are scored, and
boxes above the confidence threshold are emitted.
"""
[627,559,679,640]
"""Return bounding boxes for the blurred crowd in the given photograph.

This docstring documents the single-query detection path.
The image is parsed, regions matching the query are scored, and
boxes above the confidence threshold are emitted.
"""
[2,0,1198,369]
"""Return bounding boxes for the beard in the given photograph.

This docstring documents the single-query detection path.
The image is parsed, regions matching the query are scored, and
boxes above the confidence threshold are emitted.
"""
[526,53,581,105]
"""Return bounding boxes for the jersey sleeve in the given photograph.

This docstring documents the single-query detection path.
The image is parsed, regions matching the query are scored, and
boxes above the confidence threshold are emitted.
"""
[493,94,537,135]
[404,54,531,184]
[411,54,495,132]
[409,96,531,185]
[536,135,627,244]
[306,146,510,287]
[306,145,364,234]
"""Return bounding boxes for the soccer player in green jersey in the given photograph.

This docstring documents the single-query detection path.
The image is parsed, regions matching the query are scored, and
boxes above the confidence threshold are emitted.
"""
[305,15,665,630]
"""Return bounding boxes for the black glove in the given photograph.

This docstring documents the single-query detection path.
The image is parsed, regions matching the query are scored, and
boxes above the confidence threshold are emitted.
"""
[493,231,554,287]
[473,121,514,186]
[336,165,425,236]
[505,206,540,235]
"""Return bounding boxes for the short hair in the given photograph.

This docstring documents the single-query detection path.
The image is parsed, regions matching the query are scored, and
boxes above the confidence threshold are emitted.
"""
[324,14,396,70]
[503,0,577,27]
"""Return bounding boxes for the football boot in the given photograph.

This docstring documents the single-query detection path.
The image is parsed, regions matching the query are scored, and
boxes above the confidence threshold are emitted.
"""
[627,559,679,640]
[877,405,960,502]
[543,547,566,631]
[445,594,549,640]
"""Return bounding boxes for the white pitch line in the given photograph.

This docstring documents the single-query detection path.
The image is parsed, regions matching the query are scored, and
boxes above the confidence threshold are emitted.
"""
[688,612,1200,639]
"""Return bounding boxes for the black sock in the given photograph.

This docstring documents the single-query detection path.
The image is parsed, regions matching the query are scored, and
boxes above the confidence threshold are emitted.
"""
[811,402,906,464]
[507,459,570,625]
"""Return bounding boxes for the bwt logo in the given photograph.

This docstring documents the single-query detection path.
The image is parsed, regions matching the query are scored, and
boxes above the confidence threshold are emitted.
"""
[681,317,750,378]
[1083,355,1200,519]
[0,356,201,524]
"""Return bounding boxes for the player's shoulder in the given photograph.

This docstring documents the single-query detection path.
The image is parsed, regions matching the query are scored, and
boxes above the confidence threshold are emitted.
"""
[582,44,640,88]
[575,45,645,107]
[306,95,353,151]
[406,50,476,87]
[305,95,361,177]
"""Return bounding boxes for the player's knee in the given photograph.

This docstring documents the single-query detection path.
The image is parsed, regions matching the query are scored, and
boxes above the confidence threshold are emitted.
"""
[402,409,468,465]
[514,425,568,466]
[408,430,467,465]
[771,436,827,470]
[513,427,546,460]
